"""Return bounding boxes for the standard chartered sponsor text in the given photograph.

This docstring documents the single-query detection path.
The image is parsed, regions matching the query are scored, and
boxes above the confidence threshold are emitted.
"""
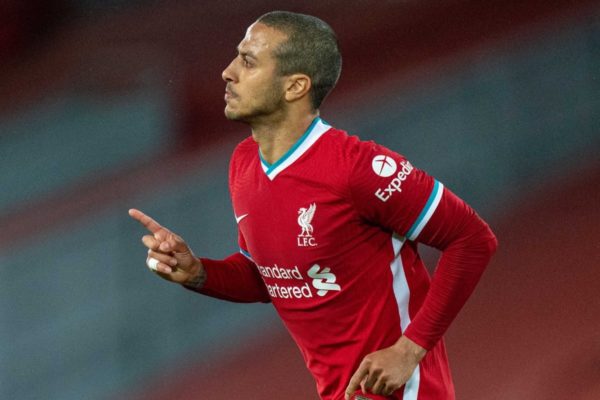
[256,263,340,299]
[256,264,302,280]
[266,282,314,299]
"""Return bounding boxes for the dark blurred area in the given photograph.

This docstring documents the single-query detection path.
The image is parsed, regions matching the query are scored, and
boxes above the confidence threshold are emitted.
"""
[2,0,597,146]
[0,1,598,399]
[0,0,70,63]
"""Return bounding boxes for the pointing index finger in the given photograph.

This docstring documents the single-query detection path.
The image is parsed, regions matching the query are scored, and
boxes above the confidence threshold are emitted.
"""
[128,208,165,234]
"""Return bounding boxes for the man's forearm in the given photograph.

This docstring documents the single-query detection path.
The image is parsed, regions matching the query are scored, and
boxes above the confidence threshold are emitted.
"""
[404,189,498,350]
[183,253,271,303]
[182,260,207,289]
[405,224,497,349]
[392,335,427,362]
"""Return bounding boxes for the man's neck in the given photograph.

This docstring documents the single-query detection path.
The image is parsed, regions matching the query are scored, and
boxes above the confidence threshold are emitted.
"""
[252,111,319,165]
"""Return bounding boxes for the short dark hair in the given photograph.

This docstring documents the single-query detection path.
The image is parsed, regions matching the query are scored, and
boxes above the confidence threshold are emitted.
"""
[256,11,342,110]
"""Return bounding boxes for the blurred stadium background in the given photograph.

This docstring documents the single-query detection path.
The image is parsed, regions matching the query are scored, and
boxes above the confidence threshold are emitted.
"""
[1,0,599,399]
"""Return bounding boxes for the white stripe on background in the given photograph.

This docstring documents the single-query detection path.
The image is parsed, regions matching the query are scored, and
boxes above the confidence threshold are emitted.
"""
[407,181,444,241]
[390,235,421,399]
[403,365,421,400]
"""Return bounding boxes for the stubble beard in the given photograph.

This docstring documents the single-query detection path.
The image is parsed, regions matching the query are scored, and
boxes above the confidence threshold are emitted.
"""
[224,81,285,124]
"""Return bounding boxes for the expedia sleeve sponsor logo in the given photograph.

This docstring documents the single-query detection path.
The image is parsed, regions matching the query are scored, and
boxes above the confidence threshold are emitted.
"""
[374,160,414,202]
[371,155,397,177]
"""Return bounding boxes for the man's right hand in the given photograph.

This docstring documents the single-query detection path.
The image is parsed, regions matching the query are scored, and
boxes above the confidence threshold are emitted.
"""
[128,208,206,287]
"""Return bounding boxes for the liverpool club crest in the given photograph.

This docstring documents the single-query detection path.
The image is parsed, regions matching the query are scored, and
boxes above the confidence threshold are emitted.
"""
[297,203,317,247]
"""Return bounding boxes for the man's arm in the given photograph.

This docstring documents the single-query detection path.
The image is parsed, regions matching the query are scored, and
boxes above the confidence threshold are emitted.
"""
[344,141,497,398]
[128,209,270,303]
[186,253,271,303]
[403,187,498,349]
[345,187,497,398]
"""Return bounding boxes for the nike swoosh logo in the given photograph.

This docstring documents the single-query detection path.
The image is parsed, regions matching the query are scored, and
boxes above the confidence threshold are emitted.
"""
[235,213,248,223]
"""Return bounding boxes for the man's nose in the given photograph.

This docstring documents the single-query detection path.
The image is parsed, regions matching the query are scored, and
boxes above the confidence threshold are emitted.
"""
[222,60,235,82]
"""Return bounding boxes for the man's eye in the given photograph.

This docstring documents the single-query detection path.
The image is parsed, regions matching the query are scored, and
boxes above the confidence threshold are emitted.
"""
[240,55,254,67]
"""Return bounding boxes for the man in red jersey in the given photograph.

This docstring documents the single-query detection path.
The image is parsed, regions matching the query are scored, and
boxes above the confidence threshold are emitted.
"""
[129,11,497,400]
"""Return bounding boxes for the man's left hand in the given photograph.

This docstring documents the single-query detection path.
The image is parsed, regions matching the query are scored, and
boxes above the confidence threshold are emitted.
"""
[345,336,427,399]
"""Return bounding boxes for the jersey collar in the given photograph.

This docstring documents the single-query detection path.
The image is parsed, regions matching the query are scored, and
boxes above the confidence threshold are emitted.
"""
[258,117,331,180]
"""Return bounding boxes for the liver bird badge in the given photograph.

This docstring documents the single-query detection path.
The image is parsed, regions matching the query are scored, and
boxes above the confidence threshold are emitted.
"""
[297,203,317,238]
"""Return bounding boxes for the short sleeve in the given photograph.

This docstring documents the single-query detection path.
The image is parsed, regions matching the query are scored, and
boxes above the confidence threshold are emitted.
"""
[348,141,444,241]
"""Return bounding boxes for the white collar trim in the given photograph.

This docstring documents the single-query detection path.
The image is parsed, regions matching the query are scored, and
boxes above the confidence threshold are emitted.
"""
[259,118,331,180]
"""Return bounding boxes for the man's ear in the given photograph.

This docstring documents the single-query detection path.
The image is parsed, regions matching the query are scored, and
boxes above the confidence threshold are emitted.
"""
[284,74,312,102]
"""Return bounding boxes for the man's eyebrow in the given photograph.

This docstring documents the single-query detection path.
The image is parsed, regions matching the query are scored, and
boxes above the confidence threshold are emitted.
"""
[237,47,258,59]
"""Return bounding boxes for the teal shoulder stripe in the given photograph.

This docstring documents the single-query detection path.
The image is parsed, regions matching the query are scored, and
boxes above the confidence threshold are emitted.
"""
[240,248,252,260]
[406,180,441,240]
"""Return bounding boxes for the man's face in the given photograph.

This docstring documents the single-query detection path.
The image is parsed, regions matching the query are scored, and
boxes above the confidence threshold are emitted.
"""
[222,23,288,122]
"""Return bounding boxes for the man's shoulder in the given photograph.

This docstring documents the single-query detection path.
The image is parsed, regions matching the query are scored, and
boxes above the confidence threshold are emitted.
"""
[321,125,352,142]
[230,136,257,164]
[318,126,361,151]
[229,136,256,180]
[233,136,257,155]
[320,126,384,160]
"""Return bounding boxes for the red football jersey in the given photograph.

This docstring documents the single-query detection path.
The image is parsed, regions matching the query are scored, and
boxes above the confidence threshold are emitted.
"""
[195,117,497,400]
